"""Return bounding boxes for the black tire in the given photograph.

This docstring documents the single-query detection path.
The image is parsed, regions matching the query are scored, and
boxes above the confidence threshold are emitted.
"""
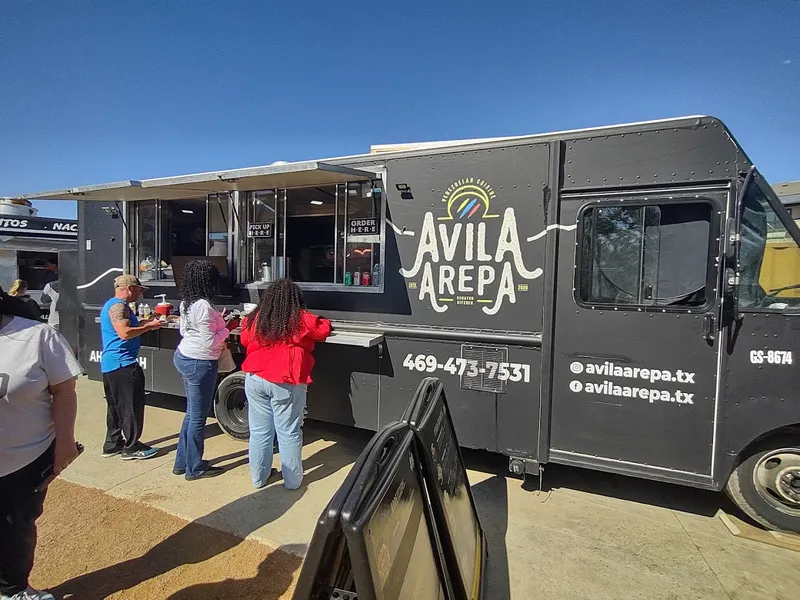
[214,371,250,440]
[725,435,800,533]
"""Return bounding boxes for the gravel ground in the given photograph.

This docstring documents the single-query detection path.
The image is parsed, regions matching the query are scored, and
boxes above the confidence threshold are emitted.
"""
[29,480,303,600]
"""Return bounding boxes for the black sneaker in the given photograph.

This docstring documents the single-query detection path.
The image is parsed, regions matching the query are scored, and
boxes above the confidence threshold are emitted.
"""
[175,459,213,475]
[101,447,123,458]
[254,468,280,489]
[121,446,159,461]
[185,466,225,481]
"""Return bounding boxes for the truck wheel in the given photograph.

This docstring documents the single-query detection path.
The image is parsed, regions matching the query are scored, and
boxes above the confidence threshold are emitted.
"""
[214,372,250,440]
[725,436,800,533]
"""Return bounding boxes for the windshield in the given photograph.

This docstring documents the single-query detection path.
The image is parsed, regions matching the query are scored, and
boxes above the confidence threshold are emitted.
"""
[738,180,800,312]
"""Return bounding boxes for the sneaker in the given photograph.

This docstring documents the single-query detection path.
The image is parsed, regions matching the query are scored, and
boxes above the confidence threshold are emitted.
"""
[101,447,123,458]
[253,468,280,490]
[175,459,213,475]
[1,587,56,600]
[185,466,225,481]
[121,446,159,461]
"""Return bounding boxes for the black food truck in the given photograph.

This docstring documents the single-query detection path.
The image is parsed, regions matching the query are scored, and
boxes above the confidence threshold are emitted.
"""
[21,116,800,532]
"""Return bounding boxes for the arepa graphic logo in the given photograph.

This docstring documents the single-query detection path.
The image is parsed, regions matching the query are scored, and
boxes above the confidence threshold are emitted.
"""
[400,178,541,315]
[439,179,499,221]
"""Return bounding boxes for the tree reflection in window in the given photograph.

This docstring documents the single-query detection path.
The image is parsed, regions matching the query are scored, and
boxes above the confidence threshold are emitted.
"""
[580,203,711,307]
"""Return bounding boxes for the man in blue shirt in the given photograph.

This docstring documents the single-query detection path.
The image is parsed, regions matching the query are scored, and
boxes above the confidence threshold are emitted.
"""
[100,274,161,460]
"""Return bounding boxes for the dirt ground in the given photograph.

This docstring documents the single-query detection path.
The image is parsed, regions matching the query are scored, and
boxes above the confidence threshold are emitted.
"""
[30,480,303,600]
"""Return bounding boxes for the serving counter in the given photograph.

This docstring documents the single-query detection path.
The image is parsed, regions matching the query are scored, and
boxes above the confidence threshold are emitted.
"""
[91,316,384,347]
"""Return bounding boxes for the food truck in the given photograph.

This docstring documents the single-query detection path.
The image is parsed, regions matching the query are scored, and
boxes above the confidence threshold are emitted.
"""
[0,197,76,309]
[20,116,800,532]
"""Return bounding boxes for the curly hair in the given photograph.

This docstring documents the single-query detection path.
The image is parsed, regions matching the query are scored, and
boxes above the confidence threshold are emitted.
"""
[180,260,219,309]
[248,278,306,343]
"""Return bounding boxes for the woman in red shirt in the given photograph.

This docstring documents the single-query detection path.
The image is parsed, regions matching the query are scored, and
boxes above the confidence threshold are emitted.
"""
[240,278,331,489]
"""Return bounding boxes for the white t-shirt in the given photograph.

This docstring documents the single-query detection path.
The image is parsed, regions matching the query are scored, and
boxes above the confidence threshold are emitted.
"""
[42,281,60,328]
[177,299,230,360]
[0,316,83,477]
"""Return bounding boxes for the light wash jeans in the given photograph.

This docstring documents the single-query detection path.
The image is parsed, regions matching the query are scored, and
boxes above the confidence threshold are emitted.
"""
[245,373,307,489]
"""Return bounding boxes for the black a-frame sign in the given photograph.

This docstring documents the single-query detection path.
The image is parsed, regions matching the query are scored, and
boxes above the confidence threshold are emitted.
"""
[292,377,486,600]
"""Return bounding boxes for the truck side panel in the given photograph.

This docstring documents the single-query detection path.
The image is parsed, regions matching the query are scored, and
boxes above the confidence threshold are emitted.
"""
[562,120,751,191]
[375,337,542,456]
[308,143,552,333]
[719,313,800,479]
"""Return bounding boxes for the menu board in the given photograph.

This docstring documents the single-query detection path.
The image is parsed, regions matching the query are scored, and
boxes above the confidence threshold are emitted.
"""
[406,379,486,600]
[341,427,448,600]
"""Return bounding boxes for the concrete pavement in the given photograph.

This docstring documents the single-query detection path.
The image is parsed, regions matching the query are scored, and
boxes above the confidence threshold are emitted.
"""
[61,377,799,599]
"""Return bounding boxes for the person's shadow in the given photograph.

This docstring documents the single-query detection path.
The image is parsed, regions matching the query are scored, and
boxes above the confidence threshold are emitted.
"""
[167,544,307,600]
[53,426,360,600]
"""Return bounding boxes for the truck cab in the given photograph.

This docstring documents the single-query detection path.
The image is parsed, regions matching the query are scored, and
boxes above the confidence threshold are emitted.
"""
[546,167,800,532]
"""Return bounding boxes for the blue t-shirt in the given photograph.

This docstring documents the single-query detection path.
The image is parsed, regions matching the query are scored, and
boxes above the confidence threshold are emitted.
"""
[100,298,141,373]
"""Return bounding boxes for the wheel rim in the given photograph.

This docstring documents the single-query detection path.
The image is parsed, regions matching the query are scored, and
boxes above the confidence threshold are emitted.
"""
[752,447,800,516]
[225,387,249,432]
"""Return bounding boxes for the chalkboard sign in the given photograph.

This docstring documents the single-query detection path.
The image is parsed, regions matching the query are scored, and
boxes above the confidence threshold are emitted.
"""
[404,378,486,600]
[247,222,273,238]
[348,217,378,236]
[340,424,451,600]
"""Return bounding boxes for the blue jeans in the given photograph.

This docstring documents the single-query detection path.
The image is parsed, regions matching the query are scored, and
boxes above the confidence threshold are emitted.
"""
[173,351,219,477]
[245,374,307,489]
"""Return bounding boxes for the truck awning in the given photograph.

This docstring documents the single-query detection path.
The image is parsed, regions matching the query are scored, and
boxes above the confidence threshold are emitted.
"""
[0,237,77,252]
[21,161,379,202]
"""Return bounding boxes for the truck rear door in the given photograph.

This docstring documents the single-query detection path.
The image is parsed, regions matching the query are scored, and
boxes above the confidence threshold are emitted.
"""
[547,186,728,483]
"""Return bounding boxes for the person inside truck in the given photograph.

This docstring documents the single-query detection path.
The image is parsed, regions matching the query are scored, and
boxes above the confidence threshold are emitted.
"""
[240,278,331,490]
[172,260,230,481]
[7,280,42,321]
[43,258,58,285]
[174,225,207,257]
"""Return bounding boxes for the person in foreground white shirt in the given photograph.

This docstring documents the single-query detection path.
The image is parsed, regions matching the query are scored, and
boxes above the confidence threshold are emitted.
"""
[0,290,82,600]
[172,260,230,481]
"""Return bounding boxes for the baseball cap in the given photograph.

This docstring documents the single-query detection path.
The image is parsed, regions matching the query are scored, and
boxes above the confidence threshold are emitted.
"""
[114,274,149,289]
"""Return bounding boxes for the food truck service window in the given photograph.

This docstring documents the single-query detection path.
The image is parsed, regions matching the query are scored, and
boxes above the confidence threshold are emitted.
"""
[245,179,384,290]
[245,189,285,282]
[131,196,229,283]
[577,202,713,309]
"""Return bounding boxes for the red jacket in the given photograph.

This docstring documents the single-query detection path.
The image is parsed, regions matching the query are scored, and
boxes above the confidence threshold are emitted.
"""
[240,310,332,385]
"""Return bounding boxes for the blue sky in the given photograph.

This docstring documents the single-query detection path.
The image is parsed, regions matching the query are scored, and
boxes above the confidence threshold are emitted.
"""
[1,0,797,220]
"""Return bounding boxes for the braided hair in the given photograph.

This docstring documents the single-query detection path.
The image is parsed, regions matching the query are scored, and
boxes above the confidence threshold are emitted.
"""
[249,278,306,343]
[180,260,219,309]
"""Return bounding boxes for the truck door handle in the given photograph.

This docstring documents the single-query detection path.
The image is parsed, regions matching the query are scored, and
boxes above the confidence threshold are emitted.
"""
[702,313,716,342]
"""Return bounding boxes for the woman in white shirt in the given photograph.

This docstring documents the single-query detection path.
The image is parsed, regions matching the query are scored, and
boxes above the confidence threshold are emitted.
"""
[172,260,230,481]
[0,288,83,600]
